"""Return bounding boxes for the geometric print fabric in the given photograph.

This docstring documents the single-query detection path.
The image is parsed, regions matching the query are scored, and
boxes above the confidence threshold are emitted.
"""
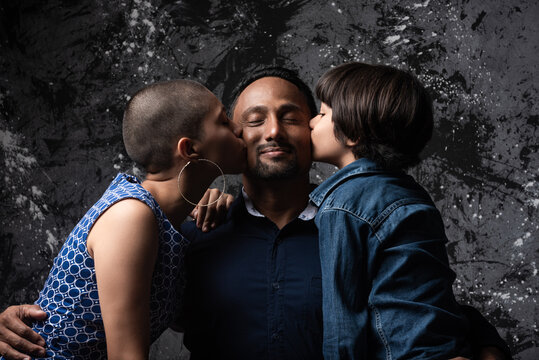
[24,173,188,359]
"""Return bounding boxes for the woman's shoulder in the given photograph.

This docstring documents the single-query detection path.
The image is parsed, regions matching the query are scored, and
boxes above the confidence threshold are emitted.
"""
[100,198,157,230]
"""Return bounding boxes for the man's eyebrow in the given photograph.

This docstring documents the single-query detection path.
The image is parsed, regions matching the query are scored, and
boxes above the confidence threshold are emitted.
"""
[241,103,303,117]
[241,105,268,118]
[240,105,268,124]
[277,103,303,115]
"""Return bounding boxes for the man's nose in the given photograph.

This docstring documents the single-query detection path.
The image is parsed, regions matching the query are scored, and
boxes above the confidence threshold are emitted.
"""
[264,115,283,141]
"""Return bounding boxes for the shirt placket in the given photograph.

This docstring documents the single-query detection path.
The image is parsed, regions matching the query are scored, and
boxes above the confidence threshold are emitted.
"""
[267,226,285,360]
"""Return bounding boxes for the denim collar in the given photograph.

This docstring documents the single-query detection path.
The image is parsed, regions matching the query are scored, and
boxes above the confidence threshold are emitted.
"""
[309,158,390,207]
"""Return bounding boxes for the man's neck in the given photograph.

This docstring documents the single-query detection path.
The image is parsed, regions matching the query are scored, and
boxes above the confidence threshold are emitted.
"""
[242,172,311,229]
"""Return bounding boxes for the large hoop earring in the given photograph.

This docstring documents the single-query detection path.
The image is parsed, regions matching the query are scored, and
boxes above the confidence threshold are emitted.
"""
[177,159,226,207]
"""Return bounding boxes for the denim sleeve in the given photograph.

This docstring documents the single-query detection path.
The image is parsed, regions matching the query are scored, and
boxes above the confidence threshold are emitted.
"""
[317,207,472,360]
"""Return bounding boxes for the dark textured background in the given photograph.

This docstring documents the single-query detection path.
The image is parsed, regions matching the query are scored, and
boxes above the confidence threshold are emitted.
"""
[0,1,537,359]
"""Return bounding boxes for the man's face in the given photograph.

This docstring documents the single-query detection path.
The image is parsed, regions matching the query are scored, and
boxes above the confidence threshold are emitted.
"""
[232,77,312,180]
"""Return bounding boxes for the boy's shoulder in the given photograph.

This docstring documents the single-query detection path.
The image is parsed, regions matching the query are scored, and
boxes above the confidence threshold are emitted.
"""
[320,171,437,226]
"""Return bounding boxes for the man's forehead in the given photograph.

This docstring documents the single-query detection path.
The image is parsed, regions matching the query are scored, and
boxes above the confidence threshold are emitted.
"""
[235,76,309,111]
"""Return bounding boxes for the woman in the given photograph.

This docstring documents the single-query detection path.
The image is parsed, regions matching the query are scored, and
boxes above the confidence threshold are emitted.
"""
[2,79,245,359]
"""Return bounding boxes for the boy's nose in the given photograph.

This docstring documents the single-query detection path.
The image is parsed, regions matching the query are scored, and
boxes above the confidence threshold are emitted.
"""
[309,115,319,130]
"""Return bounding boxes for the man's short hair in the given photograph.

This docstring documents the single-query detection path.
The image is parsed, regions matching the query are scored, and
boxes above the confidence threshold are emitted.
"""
[122,79,213,172]
[228,66,317,117]
[315,62,433,170]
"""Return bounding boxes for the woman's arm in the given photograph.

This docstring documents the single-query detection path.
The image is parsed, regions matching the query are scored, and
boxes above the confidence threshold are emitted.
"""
[87,199,159,360]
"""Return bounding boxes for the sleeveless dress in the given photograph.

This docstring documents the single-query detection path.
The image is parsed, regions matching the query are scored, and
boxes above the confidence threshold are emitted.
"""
[27,173,188,359]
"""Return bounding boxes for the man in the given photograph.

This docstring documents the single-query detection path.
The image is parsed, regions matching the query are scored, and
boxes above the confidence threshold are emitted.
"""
[0,67,510,360]
[179,69,322,359]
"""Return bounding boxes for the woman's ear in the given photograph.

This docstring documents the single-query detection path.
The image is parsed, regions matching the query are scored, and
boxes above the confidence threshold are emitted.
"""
[177,137,201,161]
[345,137,358,147]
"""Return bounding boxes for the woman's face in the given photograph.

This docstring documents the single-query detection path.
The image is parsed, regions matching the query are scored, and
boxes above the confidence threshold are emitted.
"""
[309,102,356,169]
[197,95,247,174]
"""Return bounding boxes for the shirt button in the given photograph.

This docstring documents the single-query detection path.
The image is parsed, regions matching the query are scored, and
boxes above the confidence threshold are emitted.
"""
[272,282,279,290]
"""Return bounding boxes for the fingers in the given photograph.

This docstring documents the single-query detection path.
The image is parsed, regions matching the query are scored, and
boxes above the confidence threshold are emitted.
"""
[0,328,46,359]
[189,205,198,220]
[211,193,234,230]
[193,189,235,232]
[20,305,47,325]
[0,305,47,359]
[194,191,210,229]
[0,342,32,360]
[200,189,222,232]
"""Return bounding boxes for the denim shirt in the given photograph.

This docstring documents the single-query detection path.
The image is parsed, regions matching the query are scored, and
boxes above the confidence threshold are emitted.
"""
[309,158,471,360]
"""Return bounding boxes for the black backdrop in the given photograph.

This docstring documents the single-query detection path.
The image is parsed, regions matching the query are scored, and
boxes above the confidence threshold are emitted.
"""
[0,1,537,359]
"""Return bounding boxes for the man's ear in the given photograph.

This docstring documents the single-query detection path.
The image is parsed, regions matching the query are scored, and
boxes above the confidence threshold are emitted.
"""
[177,137,201,161]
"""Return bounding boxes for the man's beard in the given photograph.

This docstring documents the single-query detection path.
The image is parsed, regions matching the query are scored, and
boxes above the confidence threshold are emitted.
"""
[250,156,299,180]
[248,142,299,180]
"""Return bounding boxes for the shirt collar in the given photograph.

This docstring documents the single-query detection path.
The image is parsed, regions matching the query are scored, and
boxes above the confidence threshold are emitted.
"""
[241,187,317,221]
[309,158,392,207]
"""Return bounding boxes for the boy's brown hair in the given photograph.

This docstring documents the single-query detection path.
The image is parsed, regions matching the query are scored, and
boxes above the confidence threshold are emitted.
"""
[315,62,433,170]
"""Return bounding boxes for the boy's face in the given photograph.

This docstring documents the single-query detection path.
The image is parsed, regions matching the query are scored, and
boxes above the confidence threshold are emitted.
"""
[197,94,247,175]
[232,77,312,180]
[309,102,356,169]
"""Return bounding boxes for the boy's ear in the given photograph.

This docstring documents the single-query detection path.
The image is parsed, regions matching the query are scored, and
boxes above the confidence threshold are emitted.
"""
[177,137,201,161]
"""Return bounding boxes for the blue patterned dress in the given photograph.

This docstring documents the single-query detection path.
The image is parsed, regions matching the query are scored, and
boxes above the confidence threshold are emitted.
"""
[28,173,188,359]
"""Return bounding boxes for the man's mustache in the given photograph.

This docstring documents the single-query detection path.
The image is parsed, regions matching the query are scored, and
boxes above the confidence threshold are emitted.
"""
[256,142,295,155]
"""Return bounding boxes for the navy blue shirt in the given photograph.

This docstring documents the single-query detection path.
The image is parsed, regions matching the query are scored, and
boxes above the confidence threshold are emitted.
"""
[180,195,323,360]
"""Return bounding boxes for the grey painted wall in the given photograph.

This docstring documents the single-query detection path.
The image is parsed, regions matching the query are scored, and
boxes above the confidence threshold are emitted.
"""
[0,1,537,359]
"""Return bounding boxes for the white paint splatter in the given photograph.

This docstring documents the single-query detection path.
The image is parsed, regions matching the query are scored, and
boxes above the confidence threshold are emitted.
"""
[15,194,27,207]
[413,0,430,9]
[45,230,59,253]
[1,130,37,173]
[31,186,43,197]
[384,35,401,45]
[142,19,155,34]
[29,200,45,220]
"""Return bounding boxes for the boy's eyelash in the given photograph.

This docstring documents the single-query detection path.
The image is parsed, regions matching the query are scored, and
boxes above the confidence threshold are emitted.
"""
[318,113,325,116]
